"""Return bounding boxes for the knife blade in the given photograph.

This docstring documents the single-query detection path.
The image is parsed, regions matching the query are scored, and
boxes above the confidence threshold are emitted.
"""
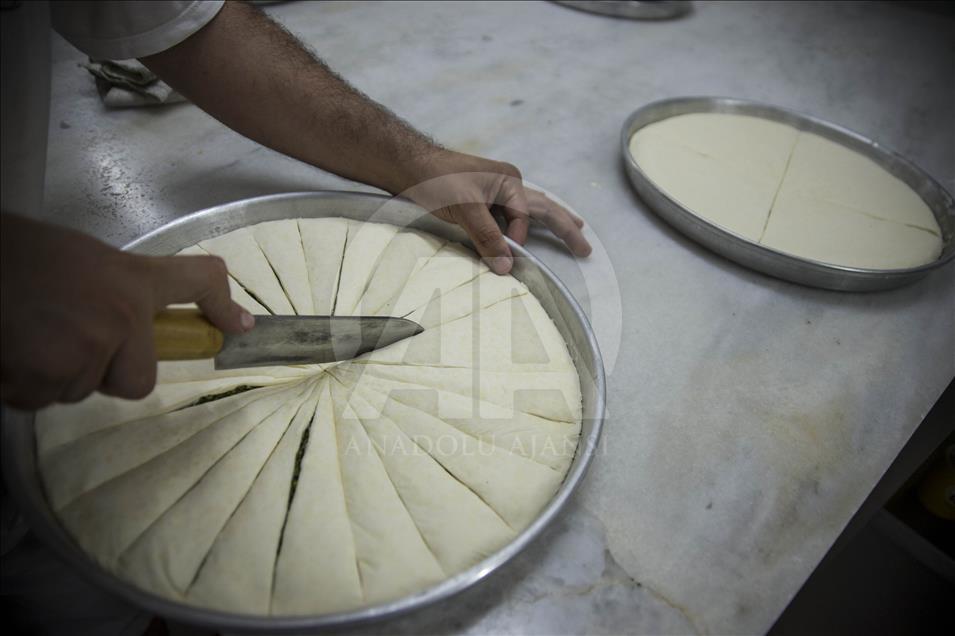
[153,309,423,369]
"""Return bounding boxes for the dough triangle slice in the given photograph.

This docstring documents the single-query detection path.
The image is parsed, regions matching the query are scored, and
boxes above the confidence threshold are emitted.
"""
[156,359,311,384]
[404,271,528,329]
[356,229,444,316]
[226,277,271,315]
[349,384,564,531]
[187,382,322,613]
[777,132,940,232]
[346,389,515,574]
[334,221,399,316]
[56,383,307,571]
[355,294,574,372]
[35,374,297,459]
[761,186,942,268]
[271,379,363,615]
[298,218,348,315]
[359,364,581,423]
[200,228,294,314]
[175,245,207,257]
[117,383,312,599]
[332,366,578,472]
[329,380,445,605]
[175,245,269,314]
[388,242,488,317]
[41,385,288,510]
[251,220,314,315]
[630,125,779,241]
[639,112,798,187]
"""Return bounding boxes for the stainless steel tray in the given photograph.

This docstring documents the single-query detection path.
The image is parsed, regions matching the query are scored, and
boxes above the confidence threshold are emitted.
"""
[621,96,955,291]
[0,191,606,633]
[552,0,692,20]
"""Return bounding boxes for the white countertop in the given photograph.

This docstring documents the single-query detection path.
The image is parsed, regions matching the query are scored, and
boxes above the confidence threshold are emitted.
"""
[41,1,955,634]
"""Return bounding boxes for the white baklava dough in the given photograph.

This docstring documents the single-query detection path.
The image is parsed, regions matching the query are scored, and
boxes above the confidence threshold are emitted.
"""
[630,113,943,269]
[36,218,582,615]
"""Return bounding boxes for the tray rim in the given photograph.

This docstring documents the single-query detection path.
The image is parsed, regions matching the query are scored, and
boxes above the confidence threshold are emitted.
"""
[621,95,955,291]
[1,190,606,633]
[550,0,693,20]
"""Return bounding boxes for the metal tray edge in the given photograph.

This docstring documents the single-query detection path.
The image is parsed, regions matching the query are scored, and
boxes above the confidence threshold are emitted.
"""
[620,96,955,291]
[1,190,607,633]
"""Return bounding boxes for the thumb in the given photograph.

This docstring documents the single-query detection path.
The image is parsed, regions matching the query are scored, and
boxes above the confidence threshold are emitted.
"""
[149,255,254,334]
[450,203,513,275]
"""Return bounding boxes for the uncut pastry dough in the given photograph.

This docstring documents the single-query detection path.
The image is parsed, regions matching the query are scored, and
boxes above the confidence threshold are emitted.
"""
[629,112,943,268]
[36,219,583,616]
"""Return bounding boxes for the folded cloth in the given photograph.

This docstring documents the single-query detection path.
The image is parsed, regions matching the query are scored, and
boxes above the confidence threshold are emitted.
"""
[81,58,186,108]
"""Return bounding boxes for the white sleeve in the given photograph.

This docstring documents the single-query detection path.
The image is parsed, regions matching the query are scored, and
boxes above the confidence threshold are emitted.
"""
[50,0,225,60]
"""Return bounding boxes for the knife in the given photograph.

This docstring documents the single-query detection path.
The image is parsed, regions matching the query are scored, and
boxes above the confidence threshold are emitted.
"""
[153,308,423,369]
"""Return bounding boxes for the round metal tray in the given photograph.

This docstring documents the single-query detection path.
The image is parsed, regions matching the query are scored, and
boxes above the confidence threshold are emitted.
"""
[621,96,955,291]
[1,191,606,633]
[551,0,692,20]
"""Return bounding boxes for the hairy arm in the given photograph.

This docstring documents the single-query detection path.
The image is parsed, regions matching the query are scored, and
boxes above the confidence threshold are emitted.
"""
[141,1,590,271]
[143,2,429,195]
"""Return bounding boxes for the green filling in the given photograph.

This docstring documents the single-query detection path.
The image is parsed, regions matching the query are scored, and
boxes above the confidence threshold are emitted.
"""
[287,419,312,507]
[186,384,258,408]
[275,409,315,558]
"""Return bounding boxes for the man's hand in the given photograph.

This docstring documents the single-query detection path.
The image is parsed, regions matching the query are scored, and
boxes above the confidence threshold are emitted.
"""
[0,214,253,410]
[401,149,591,274]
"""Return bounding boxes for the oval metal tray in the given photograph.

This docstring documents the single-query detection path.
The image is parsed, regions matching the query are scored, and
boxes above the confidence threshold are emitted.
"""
[0,191,606,633]
[621,96,955,291]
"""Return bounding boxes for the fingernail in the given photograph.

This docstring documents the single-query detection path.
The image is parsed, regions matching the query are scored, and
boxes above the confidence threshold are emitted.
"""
[490,255,512,274]
[240,310,255,331]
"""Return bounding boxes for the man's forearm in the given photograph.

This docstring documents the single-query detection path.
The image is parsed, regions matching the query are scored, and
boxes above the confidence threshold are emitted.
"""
[141,1,437,194]
[141,0,591,266]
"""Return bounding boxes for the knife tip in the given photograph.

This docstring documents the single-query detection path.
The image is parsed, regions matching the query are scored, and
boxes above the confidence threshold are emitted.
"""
[399,316,424,337]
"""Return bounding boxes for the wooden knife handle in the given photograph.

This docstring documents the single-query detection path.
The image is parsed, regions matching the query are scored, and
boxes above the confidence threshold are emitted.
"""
[153,309,224,361]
